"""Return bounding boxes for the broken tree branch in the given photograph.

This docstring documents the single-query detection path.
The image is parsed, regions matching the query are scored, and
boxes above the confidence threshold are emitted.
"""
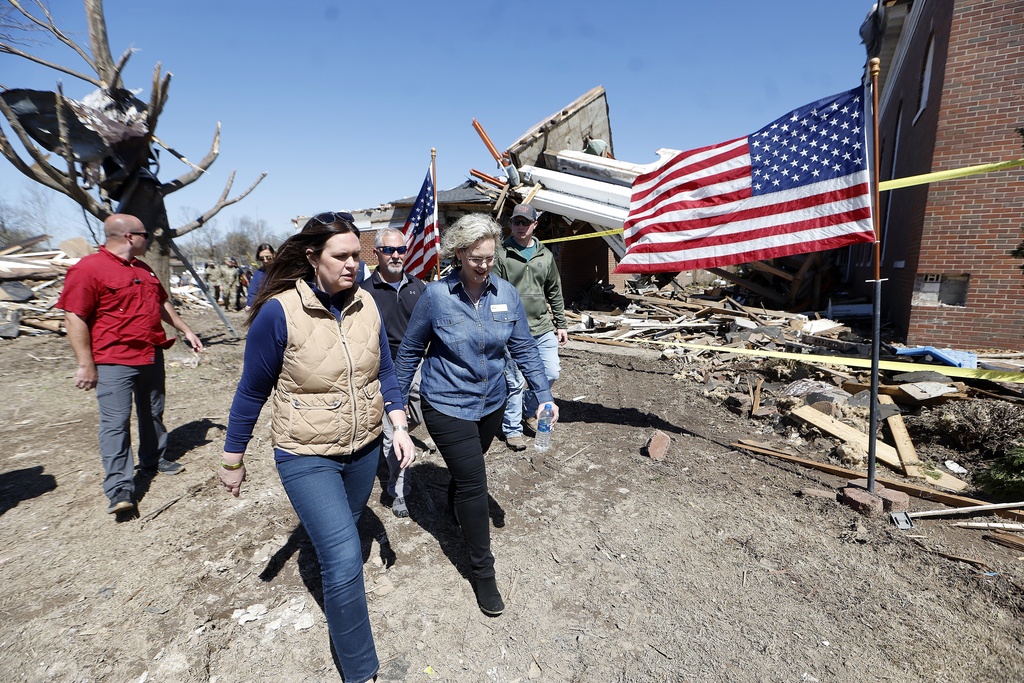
[0,38,101,86]
[171,170,267,237]
[84,0,118,88]
[160,122,220,193]
[8,0,96,73]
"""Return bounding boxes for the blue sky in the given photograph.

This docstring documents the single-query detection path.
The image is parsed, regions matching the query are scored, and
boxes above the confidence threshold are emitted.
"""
[1,1,875,242]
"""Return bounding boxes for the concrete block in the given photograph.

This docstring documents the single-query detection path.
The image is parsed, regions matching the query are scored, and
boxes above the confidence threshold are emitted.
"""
[841,487,884,515]
[645,430,670,461]
[878,489,910,512]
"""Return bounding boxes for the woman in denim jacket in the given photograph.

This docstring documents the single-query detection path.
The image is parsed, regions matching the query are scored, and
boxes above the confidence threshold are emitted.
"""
[396,213,558,617]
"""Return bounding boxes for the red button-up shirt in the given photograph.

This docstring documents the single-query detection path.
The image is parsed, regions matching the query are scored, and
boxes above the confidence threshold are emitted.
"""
[57,246,174,366]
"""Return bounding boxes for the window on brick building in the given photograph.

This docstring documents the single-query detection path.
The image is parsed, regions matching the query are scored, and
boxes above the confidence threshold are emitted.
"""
[914,33,935,122]
[912,273,968,307]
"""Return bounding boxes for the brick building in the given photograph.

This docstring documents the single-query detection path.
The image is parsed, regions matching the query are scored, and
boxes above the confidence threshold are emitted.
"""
[852,0,1024,349]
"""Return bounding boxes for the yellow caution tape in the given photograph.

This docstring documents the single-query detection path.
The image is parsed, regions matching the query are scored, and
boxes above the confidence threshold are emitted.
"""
[879,157,1024,191]
[541,227,623,245]
[577,336,1024,383]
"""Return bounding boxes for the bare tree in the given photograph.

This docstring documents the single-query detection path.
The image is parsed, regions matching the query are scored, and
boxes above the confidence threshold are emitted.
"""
[0,193,33,245]
[0,0,266,284]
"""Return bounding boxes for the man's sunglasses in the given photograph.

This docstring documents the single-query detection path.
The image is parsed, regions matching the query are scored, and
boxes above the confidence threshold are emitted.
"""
[129,231,151,239]
[511,218,533,227]
[377,246,408,255]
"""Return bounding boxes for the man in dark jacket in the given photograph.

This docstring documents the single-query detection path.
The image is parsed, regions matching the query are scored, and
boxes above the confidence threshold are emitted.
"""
[365,228,427,517]
[494,204,568,451]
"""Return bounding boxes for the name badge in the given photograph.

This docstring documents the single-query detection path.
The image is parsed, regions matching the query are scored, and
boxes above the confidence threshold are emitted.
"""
[490,303,508,312]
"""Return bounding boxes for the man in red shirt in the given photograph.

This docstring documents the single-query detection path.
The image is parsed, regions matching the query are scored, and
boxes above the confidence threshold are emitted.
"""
[58,214,204,515]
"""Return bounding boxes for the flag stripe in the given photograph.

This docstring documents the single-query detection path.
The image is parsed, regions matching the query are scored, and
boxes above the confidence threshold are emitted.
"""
[616,87,874,275]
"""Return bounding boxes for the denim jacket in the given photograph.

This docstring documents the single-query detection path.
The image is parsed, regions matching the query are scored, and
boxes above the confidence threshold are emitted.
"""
[396,270,552,421]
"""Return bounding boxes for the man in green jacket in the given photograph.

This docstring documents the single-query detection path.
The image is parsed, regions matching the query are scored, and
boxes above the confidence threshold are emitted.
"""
[494,204,568,451]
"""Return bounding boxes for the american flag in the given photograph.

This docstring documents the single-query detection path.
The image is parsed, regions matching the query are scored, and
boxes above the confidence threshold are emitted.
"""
[616,87,875,274]
[401,166,439,279]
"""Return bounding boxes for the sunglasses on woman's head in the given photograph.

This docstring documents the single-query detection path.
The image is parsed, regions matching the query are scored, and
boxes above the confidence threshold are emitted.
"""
[310,211,355,226]
[377,246,408,255]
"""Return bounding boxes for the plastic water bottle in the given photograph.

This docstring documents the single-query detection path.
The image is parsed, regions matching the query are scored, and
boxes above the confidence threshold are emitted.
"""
[534,403,554,452]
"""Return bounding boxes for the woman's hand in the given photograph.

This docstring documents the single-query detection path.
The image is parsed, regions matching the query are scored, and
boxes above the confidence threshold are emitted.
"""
[392,429,417,469]
[218,452,246,497]
[535,402,559,425]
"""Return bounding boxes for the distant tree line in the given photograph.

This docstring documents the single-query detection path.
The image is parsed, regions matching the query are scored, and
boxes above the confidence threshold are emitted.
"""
[0,191,287,266]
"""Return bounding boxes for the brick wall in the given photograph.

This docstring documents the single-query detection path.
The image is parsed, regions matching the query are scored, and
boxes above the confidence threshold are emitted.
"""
[909,0,1024,349]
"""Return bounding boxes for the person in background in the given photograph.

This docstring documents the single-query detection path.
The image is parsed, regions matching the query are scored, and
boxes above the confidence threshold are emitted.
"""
[494,204,568,451]
[227,257,246,310]
[58,213,204,514]
[364,228,426,518]
[219,212,413,683]
[245,242,276,310]
[396,213,557,617]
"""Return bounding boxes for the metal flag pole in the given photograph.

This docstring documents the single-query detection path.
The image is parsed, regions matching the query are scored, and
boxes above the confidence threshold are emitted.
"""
[431,147,440,281]
[866,57,883,494]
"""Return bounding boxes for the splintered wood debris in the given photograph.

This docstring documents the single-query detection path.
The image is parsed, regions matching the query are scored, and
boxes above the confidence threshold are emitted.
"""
[0,236,209,340]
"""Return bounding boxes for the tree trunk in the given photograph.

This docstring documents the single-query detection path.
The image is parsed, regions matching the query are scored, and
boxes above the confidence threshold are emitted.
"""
[84,0,119,88]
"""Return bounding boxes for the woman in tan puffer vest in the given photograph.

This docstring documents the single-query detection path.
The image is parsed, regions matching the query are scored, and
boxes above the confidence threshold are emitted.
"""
[218,212,414,683]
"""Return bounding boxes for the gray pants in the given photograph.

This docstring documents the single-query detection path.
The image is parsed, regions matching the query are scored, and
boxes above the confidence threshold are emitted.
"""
[381,366,422,498]
[95,354,167,499]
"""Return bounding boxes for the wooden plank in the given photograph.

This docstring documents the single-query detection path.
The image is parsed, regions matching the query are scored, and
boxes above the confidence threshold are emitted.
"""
[790,405,967,492]
[706,267,788,304]
[732,440,1024,521]
[878,395,924,480]
[747,260,794,281]
[983,531,1024,553]
[791,405,902,469]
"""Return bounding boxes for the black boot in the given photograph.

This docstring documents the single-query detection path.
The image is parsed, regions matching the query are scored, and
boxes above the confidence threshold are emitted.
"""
[472,576,504,617]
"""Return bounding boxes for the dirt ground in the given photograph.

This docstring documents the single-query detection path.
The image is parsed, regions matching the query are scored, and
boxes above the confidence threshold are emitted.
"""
[1,308,1023,683]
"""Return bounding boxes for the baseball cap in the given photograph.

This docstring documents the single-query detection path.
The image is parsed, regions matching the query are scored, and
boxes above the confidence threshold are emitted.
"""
[510,204,538,222]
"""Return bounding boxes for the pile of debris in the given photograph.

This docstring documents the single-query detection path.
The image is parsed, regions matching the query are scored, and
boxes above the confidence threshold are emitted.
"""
[0,235,79,339]
[569,285,1024,502]
[0,234,220,341]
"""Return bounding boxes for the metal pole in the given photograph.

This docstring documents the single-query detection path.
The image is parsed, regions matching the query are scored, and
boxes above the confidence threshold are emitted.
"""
[167,239,239,339]
[867,57,883,494]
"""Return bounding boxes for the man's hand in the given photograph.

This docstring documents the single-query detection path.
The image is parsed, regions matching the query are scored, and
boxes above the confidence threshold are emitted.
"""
[183,330,205,353]
[556,328,569,346]
[74,364,98,391]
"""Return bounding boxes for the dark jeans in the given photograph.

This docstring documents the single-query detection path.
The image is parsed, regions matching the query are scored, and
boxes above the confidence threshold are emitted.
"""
[276,441,380,683]
[95,353,166,499]
[422,400,504,580]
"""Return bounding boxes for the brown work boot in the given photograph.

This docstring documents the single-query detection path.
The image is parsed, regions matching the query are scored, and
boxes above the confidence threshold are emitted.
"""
[506,435,527,452]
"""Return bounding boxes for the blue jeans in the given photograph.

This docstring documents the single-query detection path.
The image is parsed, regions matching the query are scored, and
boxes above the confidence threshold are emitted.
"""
[276,442,380,683]
[95,354,166,499]
[503,331,560,438]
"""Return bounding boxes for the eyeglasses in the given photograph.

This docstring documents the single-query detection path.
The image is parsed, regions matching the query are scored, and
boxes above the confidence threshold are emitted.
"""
[128,231,151,240]
[464,255,495,267]
[511,218,533,227]
[309,211,354,227]
[376,245,408,255]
